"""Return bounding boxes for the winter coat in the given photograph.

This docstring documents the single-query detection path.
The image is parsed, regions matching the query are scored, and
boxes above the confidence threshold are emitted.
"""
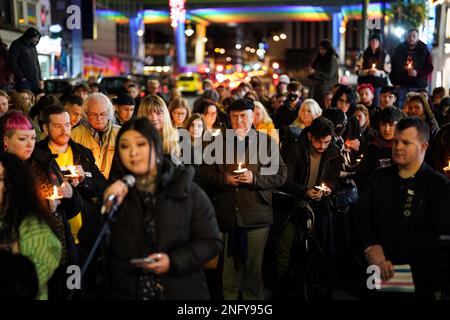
[8,28,42,82]
[199,130,287,228]
[71,121,120,179]
[355,163,450,296]
[390,40,433,88]
[280,129,342,199]
[107,161,222,300]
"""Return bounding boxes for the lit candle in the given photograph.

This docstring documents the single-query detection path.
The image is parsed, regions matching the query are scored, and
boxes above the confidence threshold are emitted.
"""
[233,162,248,174]
[46,185,62,200]
[371,63,376,70]
[443,160,450,173]
[315,183,327,192]
[406,61,413,69]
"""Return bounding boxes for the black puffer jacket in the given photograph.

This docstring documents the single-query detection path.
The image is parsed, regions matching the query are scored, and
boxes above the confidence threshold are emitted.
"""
[107,160,222,300]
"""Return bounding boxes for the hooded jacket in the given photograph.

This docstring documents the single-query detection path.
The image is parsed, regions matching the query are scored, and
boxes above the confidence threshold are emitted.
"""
[8,27,42,82]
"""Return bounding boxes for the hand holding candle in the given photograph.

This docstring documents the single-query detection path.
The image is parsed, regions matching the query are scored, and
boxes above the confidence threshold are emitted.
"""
[233,163,248,174]
[443,160,450,177]
[46,185,62,213]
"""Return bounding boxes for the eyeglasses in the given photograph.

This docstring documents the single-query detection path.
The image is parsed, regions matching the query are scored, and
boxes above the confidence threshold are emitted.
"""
[87,112,109,119]
[337,98,350,105]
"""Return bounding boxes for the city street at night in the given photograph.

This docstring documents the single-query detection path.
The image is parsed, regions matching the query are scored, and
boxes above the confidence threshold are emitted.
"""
[0,0,449,307]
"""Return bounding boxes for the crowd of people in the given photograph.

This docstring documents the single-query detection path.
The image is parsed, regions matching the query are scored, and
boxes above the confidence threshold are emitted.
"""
[0,27,449,301]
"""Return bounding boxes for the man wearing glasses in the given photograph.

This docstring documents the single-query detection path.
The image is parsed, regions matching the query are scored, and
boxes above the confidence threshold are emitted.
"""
[71,93,120,178]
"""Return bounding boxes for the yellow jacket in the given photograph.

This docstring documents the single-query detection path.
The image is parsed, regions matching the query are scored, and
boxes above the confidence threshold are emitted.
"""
[71,121,120,179]
[256,122,279,144]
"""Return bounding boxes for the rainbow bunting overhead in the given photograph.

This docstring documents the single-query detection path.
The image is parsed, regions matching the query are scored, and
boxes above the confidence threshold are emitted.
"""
[96,9,129,24]
[341,3,391,20]
[143,10,170,24]
[190,6,330,23]
[96,3,392,25]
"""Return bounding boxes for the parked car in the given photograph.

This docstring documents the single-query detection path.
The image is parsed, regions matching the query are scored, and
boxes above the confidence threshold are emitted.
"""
[44,78,86,99]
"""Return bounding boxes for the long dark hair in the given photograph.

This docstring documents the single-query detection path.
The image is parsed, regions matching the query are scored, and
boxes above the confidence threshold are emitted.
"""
[109,118,164,183]
[0,153,54,243]
[331,85,358,116]
[311,39,338,69]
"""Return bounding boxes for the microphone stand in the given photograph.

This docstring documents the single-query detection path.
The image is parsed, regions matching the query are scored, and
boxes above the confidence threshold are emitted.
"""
[67,198,119,300]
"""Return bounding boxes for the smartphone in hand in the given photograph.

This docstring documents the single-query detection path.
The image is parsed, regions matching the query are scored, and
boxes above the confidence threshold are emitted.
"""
[130,257,156,264]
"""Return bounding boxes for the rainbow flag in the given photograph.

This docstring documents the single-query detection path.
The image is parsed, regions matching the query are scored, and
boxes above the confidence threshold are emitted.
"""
[380,264,415,293]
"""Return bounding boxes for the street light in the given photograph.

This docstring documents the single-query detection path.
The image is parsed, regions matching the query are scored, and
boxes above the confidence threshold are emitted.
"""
[185,26,194,37]
[394,27,406,39]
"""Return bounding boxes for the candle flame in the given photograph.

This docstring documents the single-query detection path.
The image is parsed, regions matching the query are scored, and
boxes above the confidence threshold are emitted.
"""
[372,63,376,69]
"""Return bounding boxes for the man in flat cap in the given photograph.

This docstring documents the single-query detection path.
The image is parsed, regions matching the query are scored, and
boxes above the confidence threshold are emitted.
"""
[199,99,287,300]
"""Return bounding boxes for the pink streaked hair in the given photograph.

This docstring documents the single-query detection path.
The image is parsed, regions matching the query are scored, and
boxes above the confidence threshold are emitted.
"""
[3,112,33,137]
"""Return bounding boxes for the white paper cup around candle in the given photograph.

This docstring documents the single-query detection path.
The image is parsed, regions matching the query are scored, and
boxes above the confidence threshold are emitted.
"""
[233,163,248,174]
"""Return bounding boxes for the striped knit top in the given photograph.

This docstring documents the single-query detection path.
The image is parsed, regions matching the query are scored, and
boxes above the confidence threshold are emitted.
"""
[18,215,62,300]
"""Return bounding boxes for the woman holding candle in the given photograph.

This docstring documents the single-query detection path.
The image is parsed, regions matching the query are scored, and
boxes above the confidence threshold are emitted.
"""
[355,31,391,107]
[0,152,61,300]
[100,118,222,299]
[0,111,84,299]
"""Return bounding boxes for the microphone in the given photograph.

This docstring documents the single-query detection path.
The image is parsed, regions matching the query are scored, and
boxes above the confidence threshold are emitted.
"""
[101,175,136,215]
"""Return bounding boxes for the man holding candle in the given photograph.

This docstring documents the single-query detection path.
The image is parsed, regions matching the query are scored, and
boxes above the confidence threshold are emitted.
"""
[36,104,107,244]
[199,98,287,300]
[356,117,450,299]
[390,29,434,109]
[275,116,342,297]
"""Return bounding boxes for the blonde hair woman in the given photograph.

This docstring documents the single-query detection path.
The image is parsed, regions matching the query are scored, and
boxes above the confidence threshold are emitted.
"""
[292,98,322,129]
[137,95,180,157]
[253,101,279,144]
